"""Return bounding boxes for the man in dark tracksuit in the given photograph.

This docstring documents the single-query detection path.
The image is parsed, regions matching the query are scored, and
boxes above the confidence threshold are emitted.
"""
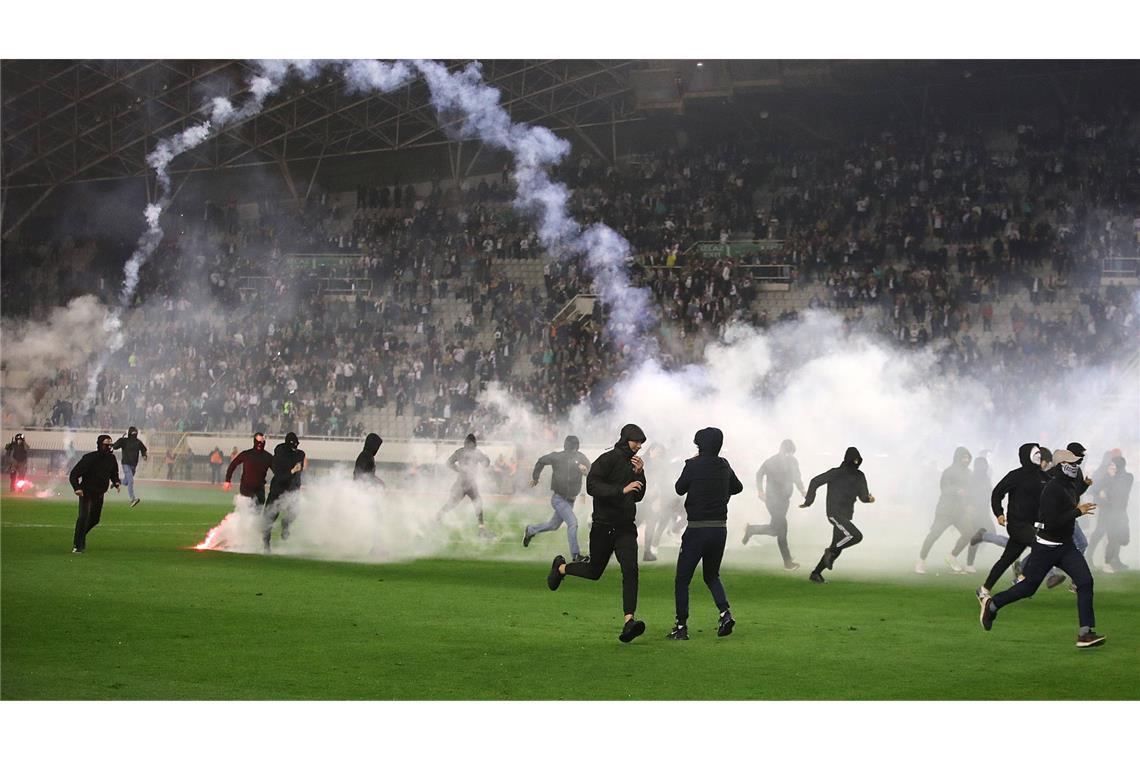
[5,433,30,492]
[68,435,121,553]
[668,427,742,640]
[112,426,148,507]
[917,447,976,573]
[524,435,591,561]
[800,446,875,583]
[224,432,274,506]
[437,434,492,535]
[547,423,648,643]
[742,438,805,570]
[980,443,1048,596]
[353,433,385,484]
[264,432,305,551]
[981,449,1105,648]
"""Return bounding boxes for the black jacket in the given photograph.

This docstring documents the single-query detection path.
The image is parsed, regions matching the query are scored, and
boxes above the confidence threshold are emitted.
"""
[270,443,305,492]
[586,440,646,527]
[990,443,1048,525]
[1096,457,1133,517]
[4,440,29,463]
[935,447,972,516]
[756,449,804,503]
[802,447,871,519]
[532,437,591,499]
[111,436,148,467]
[69,450,121,495]
[226,447,274,495]
[1036,470,1084,544]
[674,428,743,523]
[354,433,383,481]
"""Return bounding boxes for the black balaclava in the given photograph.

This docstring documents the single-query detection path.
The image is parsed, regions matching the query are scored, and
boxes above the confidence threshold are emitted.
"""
[364,433,383,456]
[780,439,796,455]
[694,427,724,456]
[97,434,113,452]
[285,432,300,450]
[465,433,477,449]
[563,435,580,452]
[253,433,266,452]
[128,426,138,438]
[843,446,863,468]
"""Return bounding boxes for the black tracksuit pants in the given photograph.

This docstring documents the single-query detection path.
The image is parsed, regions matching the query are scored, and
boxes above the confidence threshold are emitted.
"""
[812,514,863,574]
[73,492,106,550]
[990,541,1095,629]
[919,510,973,559]
[746,496,793,565]
[565,522,639,615]
[674,526,730,624]
[983,521,1034,590]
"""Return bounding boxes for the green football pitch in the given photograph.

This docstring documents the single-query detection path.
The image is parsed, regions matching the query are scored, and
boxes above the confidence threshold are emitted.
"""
[3,486,1138,700]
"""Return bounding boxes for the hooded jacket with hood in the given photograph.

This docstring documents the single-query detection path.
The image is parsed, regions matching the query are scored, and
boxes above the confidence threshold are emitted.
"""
[5,435,30,464]
[935,447,973,516]
[1097,456,1133,519]
[756,439,804,504]
[586,424,647,527]
[532,436,591,499]
[990,443,1049,525]
[802,446,872,519]
[112,428,148,467]
[69,436,121,495]
[447,434,490,487]
[270,433,305,492]
[354,433,384,481]
[674,428,743,523]
[226,436,274,496]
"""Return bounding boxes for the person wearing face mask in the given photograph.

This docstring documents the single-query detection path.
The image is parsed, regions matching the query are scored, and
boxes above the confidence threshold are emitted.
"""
[980,449,1105,648]
[547,423,648,643]
[353,433,385,484]
[224,432,274,507]
[5,433,30,493]
[979,443,1049,598]
[263,432,305,552]
[68,434,121,553]
[1042,442,1093,591]
[916,447,975,574]
[111,426,148,507]
[1086,454,1131,573]
[800,446,875,583]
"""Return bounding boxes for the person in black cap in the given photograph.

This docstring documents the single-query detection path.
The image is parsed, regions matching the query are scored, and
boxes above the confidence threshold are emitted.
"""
[547,423,648,643]
[742,438,805,570]
[978,443,1049,598]
[263,432,305,551]
[5,433,30,492]
[667,427,742,640]
[437,433,492,536]
[980,448,1105,648]
[353,433,385,484]
[800,446,875,583]
[916,447,975,574]
[524,435,590,561]
[68,434,121,553]
[111,426,148,507]
[224,432,274,507]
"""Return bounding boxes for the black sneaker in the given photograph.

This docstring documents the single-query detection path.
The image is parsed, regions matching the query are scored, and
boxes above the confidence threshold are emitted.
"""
[809,572,826,584]
[823,549,837,570]
[666,624,689,640]
[980,598,997,631]
[571,553,589,563]
[619,618,646,643]
[522,530,532,548]
[1076,631,1106,648]
[547,555,565,591]
[969,528,985,546]
[129,498,141,508]
[643,550,657,562]
[717,611,736,637]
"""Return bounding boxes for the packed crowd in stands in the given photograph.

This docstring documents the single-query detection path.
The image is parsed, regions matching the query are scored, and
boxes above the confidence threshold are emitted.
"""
[4,95,1139,446]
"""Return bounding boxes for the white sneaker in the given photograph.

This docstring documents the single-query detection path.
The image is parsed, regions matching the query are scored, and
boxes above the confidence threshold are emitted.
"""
[914,559,927,574]
[1102,565,1116,574]
[945,555,965,573]
[975,586,991,600]
[965,565,978,574]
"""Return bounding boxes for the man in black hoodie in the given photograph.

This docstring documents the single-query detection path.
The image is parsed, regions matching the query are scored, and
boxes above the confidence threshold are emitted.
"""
[353,433,385,484]
[916,447,975,574]
[264,432,305,551]
[800,446,875,583]
[667,428,743,640]
[68,434,121,553]
[224,432,274,506]
[111,426,148,507]
[547,423,648,643]
[743,438,805,570]
[437,434,492,536]
[524,435,590,561]
[5,433,30,492]
[980,449,1105,648]
[979,443,1048,597]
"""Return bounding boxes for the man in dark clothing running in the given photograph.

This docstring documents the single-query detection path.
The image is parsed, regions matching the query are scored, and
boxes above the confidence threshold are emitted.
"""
[742,438,805,570]
[224,432,274,507]
[68,434,121,553]
[667,427,742,640]
[5,433,30,492]
[980,449,1105,648]
[437,434,492,537]
[524,435,591,561]
[264,432,305,551]
[547,423,648,643]
[916,447,975,574]
[353,433,385,484]
[979,443,1048,597]
[800,446,875,583]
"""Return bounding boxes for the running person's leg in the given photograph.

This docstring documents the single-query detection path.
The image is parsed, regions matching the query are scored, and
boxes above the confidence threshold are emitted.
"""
[122,464,136,502]
[919,513,953,560]
[564,523,617,581]
[525,493,566,546]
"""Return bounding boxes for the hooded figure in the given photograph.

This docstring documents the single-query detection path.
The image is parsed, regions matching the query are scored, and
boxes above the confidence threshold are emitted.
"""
[548,423,649,644]
[438,433,492,533]
[801,446,874,582]
[68,434,121,552]
[917,447,977,572]
[743,437,806,569]
[225,432,274,504]
[979,443,1051,595]
[5,433,30,491]
[353,433,384,482]
[1087,456,1132,571]
[264,432,306,551]
[524,435,592,560]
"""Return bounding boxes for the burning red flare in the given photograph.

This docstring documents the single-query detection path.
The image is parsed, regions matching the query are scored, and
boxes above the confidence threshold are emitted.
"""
[13,479,33,493]
[195,524,223,551]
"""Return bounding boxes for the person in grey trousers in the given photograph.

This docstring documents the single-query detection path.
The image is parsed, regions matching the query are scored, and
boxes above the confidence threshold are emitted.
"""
[524,435,591,562]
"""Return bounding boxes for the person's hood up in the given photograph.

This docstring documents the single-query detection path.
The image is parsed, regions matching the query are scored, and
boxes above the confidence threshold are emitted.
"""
[97,434,113,450]
[563,435,580,452]
[693,427,724,456]
[128,426,138,437]
[619,423,646,444]
[284,432,300,449]
[952,446,972,466]
[779,439,796,455]
[1018,442,1041,468]
[363,433,383,456]
[842,447,862,468]
[464,433,477,449]
[1110,455,1127,474]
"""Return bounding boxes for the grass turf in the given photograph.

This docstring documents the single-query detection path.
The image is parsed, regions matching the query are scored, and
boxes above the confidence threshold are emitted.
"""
[3,487,1138,700]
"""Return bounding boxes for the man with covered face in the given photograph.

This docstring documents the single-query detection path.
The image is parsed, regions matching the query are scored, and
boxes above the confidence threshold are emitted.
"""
[524,435,591,561]
[5,433,30,492]
[978,443,1049,597]
[547,423,648,643]
[916,447,976,574]
[263,432,305,551]
[112,426,148,507]
[353,433,385,484]
[800,446,875,583]
[224,432,274,507]
[980,448,1105,648]
[437,433,492,537]
[743,438,805,570]
[68,434,121,553]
